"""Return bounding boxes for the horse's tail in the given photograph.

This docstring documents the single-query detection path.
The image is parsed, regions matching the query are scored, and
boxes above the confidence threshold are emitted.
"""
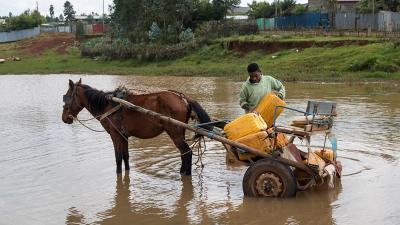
[187,99,213,131]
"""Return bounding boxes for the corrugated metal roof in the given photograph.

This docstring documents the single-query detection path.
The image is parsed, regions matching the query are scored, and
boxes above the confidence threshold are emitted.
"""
[337,0,360,2]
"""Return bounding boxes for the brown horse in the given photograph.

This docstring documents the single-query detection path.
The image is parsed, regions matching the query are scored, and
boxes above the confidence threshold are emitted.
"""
[61,79,211,175]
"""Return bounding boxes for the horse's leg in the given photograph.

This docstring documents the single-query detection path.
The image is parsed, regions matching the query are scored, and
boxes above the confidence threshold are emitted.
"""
[122,143,130,171]
[166,129,192,176]
[111,133,128,173]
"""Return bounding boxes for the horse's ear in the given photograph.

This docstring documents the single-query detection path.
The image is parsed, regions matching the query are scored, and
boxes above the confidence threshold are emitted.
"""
[69,79,74,89]
[77,78,82,85]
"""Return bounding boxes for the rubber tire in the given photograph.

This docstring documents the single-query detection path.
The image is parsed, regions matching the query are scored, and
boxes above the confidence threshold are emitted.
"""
[243,159,297,198]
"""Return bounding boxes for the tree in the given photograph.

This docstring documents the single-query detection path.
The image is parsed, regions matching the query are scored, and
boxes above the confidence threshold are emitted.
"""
[280,0,296,16]
[6,10,44,31]
[247,0,302,18]
[59,14,64,22]
[292,4,308,15]
[63,1,76,22]
[212,0,241,19]
[247,1,275,19]
[383,0,400,11]
[49,4,54,21]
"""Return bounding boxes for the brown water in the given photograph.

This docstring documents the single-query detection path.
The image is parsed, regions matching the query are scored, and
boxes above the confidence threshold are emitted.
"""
[0,75,399,225]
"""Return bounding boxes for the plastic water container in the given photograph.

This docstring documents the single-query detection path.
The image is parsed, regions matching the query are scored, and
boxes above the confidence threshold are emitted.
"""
[224,113,267,140]
[236,131,273,160]
[254,92,286,127]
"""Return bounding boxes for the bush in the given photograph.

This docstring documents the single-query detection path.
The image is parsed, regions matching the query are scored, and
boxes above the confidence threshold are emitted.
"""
[75,21,84,40]
[81,37,198,61]
[0,10,44,32]
[148,22,161,42]
[195,20,258,41]
[349,57,377,71]
[349,56,399,73]
[179,28,194,42]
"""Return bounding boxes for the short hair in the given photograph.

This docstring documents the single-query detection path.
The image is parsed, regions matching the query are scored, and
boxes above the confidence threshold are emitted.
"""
[247,63,260,73]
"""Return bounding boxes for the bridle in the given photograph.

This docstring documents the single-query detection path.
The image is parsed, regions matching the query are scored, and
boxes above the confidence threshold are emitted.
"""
[63,83,80,112]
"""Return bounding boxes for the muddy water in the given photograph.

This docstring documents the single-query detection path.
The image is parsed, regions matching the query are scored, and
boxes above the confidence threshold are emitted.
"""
[0,75,399,225]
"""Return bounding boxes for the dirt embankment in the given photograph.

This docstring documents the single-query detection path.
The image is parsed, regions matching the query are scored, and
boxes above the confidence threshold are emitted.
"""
[16,33,77,55]
[226,40,372,55]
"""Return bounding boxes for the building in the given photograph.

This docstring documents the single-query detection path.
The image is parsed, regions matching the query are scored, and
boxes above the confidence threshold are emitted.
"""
[308,0,361,12]
[74,15,105,24]
[337,0,361,12]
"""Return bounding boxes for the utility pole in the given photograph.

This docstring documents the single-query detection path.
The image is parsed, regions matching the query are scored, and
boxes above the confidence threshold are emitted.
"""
[102,0,105,33]
[36,1,39,12]
[275,0,278,30]
[372,0,375,29]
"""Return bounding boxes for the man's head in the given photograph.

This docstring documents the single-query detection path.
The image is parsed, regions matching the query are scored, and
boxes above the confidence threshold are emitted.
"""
[247,63,262,83]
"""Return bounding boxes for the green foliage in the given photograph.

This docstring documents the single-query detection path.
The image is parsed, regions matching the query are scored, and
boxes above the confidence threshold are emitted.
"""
[349,57,378,71]
[247,1,275,19]
[247,0,305,18]
[179,28,194,42]
[111,0,240,44]
[75,21,85,39]
[0,10,44,32]
[280,0,296,16]
[81,37,198,61]
[63,1,76,22]
[292,4,308,15]
[148,22,161,42]
[49,5,55,20]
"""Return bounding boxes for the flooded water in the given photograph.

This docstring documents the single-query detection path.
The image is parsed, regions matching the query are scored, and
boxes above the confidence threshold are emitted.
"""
[0,75,399,225]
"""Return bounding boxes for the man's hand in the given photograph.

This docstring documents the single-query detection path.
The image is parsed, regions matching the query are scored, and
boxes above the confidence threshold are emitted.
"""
[242,103,250,111]
[272,91,284,100]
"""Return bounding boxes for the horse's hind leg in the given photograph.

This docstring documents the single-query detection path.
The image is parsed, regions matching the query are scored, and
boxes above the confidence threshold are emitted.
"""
[111,134,129,173]
[167,129,192,176]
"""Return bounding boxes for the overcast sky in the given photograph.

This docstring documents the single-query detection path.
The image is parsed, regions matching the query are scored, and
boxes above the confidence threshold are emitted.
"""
[0,0,307,17]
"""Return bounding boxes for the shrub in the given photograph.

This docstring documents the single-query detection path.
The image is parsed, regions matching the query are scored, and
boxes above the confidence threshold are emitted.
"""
[81,37,198,61]
[349,57,377,72]
[179,28,194,42]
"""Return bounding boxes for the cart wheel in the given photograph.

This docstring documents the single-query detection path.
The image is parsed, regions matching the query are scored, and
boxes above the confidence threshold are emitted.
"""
[243,159,297,198]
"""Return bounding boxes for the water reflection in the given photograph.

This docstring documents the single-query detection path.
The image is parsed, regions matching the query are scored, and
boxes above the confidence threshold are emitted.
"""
[65,171,342,225]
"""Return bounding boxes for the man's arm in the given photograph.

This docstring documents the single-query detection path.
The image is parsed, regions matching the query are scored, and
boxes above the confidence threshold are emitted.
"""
[239,84,250,110]
[271,77,285,99]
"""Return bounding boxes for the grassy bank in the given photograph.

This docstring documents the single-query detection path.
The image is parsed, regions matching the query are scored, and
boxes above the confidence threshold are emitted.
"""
[0,33,399,81]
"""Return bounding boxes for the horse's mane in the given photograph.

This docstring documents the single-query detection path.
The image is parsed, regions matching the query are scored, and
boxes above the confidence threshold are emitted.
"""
[82,84,130,115]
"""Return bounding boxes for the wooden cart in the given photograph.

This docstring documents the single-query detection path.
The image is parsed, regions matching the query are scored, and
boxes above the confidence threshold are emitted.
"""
[112,97,339,198]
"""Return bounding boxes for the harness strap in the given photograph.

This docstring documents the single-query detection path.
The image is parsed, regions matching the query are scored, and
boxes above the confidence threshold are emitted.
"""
[100,104,122,121]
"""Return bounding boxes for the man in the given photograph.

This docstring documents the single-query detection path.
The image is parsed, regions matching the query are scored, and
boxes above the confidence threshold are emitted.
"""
[239,63,285,113]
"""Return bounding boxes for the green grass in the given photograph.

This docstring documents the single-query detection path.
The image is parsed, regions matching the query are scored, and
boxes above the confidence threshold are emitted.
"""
[1,36,399,81]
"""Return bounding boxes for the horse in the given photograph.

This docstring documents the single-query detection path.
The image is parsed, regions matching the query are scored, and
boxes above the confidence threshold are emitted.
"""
[61,79,211,175]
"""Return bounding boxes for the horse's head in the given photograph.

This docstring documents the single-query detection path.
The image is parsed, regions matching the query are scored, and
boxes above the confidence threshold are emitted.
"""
[62,79,84,124]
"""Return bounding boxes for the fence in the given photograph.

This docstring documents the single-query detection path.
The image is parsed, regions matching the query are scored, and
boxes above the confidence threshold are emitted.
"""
[334,11,400,31]
[0,27,40,43]
[257,11,400,32]
[276,12,329,29]
[41,25,72,33]
[257,18,275,31]
[257,13,329,31]
[83,24,109,34]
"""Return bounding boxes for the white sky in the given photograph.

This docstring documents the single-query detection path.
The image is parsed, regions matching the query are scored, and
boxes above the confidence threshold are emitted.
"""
[0,0,308,17]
